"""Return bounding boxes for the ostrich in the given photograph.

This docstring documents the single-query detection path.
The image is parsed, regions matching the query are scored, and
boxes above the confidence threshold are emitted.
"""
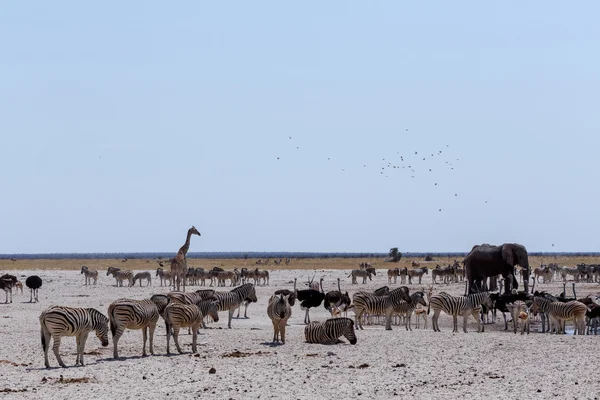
[25,275,42,303]
[294,277,325,324]
[323,278,351,317]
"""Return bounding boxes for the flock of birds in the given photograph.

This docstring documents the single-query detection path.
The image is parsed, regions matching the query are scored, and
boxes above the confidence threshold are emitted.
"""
[275,134,490,213]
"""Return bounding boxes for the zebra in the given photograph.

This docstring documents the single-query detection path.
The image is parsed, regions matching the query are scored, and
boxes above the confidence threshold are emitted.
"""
[108,296,168,358]
[168,290,218,329]
[428,291,492,333]
[214,283,258,328]
[164,302,204,354]
[266,293,293,344]
[348,268,376,284]
[156,267,172,287]
[560,266,580,282]
[107,267,134,287]
[132,272,152,287]
[530,297,587,334]
[387,268,400,284]
[305,317,357,345]
[240,268,257,285]
[80,266,98,285]
[0,274,17,304]
[391,291,428,331]
[39,306,109,368]
[167,289,216,306]
[255,269,269,286]
[352,286,411,330]
[407,267,429,284]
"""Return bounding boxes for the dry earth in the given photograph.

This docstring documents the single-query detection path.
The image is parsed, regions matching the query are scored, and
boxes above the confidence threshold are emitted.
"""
[0,260,599,399]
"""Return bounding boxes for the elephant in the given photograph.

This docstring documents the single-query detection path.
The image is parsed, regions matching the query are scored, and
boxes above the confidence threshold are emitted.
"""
[463,243,530,295]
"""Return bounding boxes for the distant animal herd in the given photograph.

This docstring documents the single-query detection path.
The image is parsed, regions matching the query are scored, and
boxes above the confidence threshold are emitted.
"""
[2,228,600,369]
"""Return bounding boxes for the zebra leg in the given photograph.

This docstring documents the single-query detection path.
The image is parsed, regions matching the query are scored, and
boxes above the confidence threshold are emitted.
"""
[244,302,249,318]
[165,322,172,354]
[462,312,469,333]
[280,320,287,344]
[191,326,198,353]
[432,310,441,332]
[271,320,279,343]
[42,327,52,368]
[173,326,184,354]
[78,333,89,366]
[452,315,459,333]
[228,309,234,329]
[385,309,393,330]
[141,327,148,356]
[148,323,156,355]
[51,335,66,367]
[112,325,126,358]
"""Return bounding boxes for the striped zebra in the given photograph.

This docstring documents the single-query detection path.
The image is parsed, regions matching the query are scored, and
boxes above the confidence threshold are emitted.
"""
[255,269,269,285]
[108,296,169,358]
[531,297,587,334]
[156,267,172,287]
[428,291,492,333]
[266,293,293,344]
[391,291,428,331]
[107,267,134,287]
[80,266,98,285]
[39,306,109,368]
[348,268,376,284]
[214,283,258,328]
[168,289,216,305]
[305,317,357,345]
[164,302,204,354]
[407,267,429,284]
[0,274,17,304]
[352,286,411,330]
[132,272,152,287]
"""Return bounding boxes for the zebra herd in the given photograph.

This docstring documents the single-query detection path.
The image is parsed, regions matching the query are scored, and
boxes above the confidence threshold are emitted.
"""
[32,263,600,368]
[82,266,271,289]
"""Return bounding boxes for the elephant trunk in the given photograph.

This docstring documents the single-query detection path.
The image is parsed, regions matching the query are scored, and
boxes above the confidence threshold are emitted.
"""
[522,266,530,293]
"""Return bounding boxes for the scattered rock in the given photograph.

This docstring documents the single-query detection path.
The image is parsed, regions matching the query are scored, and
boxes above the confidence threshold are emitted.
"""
[357,363,369,369]
[209,368,216,374]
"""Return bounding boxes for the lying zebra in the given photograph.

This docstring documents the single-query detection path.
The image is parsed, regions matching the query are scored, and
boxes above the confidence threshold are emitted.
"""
[305,317,357,345]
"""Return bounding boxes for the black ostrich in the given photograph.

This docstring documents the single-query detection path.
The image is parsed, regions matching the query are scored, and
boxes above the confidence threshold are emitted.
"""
[25,275,42,303]
[323,278,351,317]
[294,277,325,324]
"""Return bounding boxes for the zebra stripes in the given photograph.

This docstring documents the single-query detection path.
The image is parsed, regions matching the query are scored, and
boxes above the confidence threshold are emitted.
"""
[80,266,98,285]
[391,291,428,331]
[164,302,204,354]
[531,297,587,334]
[168,289,216,306]
[267,293,293,344]
[39,306,109,368]
[107,267,134,287]
[156,268,172,287]
[428,292,492,333]
[305,317,357,345]
[108,297,164,358]
[215,283,258,328]
[352,286,411,330]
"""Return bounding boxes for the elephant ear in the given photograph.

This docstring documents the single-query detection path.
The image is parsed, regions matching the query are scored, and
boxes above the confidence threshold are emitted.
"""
[501,244,515,266]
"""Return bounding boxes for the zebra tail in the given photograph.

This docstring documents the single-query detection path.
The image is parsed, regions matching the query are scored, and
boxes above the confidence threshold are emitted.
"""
[109,306,117,336]
[40,325,46,350]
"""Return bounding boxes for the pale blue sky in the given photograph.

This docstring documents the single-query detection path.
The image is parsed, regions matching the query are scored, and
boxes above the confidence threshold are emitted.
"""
[1,2,599,253]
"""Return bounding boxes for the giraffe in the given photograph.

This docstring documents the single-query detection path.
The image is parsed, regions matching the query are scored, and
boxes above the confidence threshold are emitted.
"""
[170,226,201,292]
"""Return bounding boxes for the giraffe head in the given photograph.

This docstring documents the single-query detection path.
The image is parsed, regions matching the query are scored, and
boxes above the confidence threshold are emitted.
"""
[189,226,201,237]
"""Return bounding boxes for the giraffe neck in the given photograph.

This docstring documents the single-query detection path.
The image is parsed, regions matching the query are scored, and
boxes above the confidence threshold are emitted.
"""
[178,229,194,257]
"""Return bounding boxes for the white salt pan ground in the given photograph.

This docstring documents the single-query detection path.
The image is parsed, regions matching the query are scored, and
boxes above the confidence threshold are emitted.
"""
[0,269,599,399]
